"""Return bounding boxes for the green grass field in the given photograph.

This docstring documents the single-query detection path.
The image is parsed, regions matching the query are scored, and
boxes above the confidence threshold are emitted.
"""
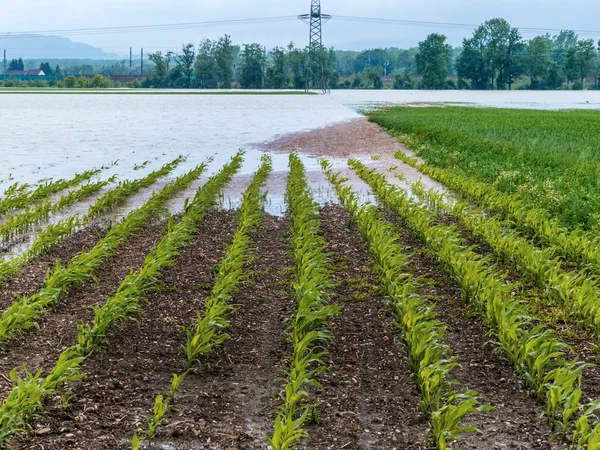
[369,106,600,230]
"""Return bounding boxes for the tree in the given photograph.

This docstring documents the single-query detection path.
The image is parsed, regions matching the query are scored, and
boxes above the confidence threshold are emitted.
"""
[393,69,414,89]
[239,43,266,89]
[288,43,307,89]
[176,43,196,87]
[214,35,234,88]
[523,36,552,88]
[552,30,578,65]
[574,39,597,88]
[195,39,217,89]
[64,75,76,88]
[456,32,491,89]
[8,58,24,71]
[564,47,579,86]
[564,40,596,89]
[265,47,288,89]
[148,52,169,87]
[415,33,451,89]
[39,62,53,76]
[360,67,383,89]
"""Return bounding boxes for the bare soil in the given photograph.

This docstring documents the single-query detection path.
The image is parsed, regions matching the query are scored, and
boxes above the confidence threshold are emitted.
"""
[256,118,402,158]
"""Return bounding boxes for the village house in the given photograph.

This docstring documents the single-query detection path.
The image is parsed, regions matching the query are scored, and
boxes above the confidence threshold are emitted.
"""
[4,69,45,77]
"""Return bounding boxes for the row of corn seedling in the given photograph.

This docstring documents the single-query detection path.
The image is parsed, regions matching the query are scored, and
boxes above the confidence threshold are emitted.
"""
[0,177,115,243]
[0,153,244,444]
[321,161,486,449]
[0,169,100,216]
[411,180,600,336]
[86,156,184,219]
[0,160,206,343]
[0,157,183,286]
[265,154,341,450]
[132,155,272,449]
[394,149,600,275]
[349,160,592,441]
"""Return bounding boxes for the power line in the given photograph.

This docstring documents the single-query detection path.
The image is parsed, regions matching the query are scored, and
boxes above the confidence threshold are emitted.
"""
[332,15,600,37]
[0,14,598,40]
[0,16,299,39]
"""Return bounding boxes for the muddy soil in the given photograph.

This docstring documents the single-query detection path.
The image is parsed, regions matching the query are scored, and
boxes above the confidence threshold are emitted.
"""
[10,211,237,449]
[0,225,106,312]
[149,214,294,450]
[383,211,569,450]
[303,205,428,450]
[256,118,402,159]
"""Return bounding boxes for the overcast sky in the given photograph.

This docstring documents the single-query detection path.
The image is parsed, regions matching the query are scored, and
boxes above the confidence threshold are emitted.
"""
[1,0,599,56]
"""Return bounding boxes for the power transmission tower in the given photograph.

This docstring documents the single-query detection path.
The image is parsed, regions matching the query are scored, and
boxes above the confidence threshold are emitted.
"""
[299,0,331,93]
[141,48,144,76]
[2,49,6,76]
[129,47,133,76]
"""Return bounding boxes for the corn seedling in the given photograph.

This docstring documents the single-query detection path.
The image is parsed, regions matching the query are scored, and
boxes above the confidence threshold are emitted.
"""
[0,157,184,287]
[0,161,206,343]
[133,155,272,447]
[411,180,600,337]
[321,160,486,449]
[348,159,591,437]
[0,169,100,217]
[0,153,244,444]
[265,154,340,450]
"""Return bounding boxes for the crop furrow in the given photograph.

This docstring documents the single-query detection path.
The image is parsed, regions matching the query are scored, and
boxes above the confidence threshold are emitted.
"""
[132,155,272,448]
[265,154,341,450]
[349,159,594,440]
[321,161,486,449]
[0,157,184,286]
[0,153,243,444]
[0,160,206,343]
[0,169,100,217]
[395,151,600,275]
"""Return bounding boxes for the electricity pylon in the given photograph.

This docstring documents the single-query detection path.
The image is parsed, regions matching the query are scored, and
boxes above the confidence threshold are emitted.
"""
[299,0,331,92]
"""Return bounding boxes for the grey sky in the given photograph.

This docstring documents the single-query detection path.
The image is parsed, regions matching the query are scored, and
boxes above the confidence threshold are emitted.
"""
[2,0,599,55]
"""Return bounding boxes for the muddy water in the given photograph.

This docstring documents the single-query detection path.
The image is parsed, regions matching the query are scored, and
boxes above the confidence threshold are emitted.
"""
[2,90,595,258]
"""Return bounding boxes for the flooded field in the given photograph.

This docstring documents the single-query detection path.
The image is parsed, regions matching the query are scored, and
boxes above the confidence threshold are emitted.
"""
[1,89,598,221]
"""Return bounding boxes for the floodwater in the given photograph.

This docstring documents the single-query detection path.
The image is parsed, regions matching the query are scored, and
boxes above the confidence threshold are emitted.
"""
[0,89,598,233]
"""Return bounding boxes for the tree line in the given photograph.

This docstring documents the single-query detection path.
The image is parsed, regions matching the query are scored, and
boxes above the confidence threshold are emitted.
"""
[417,20,600,90]
[3,18,600,90]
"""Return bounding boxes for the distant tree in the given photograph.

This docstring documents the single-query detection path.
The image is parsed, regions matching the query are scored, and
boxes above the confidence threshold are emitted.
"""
[176,43,196,87]
[266,47,288,89]
[90,74,109,88]
[393,69,414,89]
[64,75,76,88]
[360,67,383,89]
[194,39,217,88]
[544,61,564,89]
[214,35,234,88]
[39,62,53,76]
[456,31,490,89]
[148,52,169,87]
[54,65,62,77]
[552,30,579,65]
[566,39,597,89]
[523,36,552,88]
[415,33,451,89]
[239,43,266,89]
[564,47,579,86]
[8,58,24,71]
[287,43,308,89]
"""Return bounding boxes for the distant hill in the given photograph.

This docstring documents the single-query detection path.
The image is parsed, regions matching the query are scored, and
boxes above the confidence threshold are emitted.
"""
[0,35,120,60]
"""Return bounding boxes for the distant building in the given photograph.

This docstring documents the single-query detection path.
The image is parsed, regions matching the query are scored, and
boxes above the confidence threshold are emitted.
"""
[5,69,45,76]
